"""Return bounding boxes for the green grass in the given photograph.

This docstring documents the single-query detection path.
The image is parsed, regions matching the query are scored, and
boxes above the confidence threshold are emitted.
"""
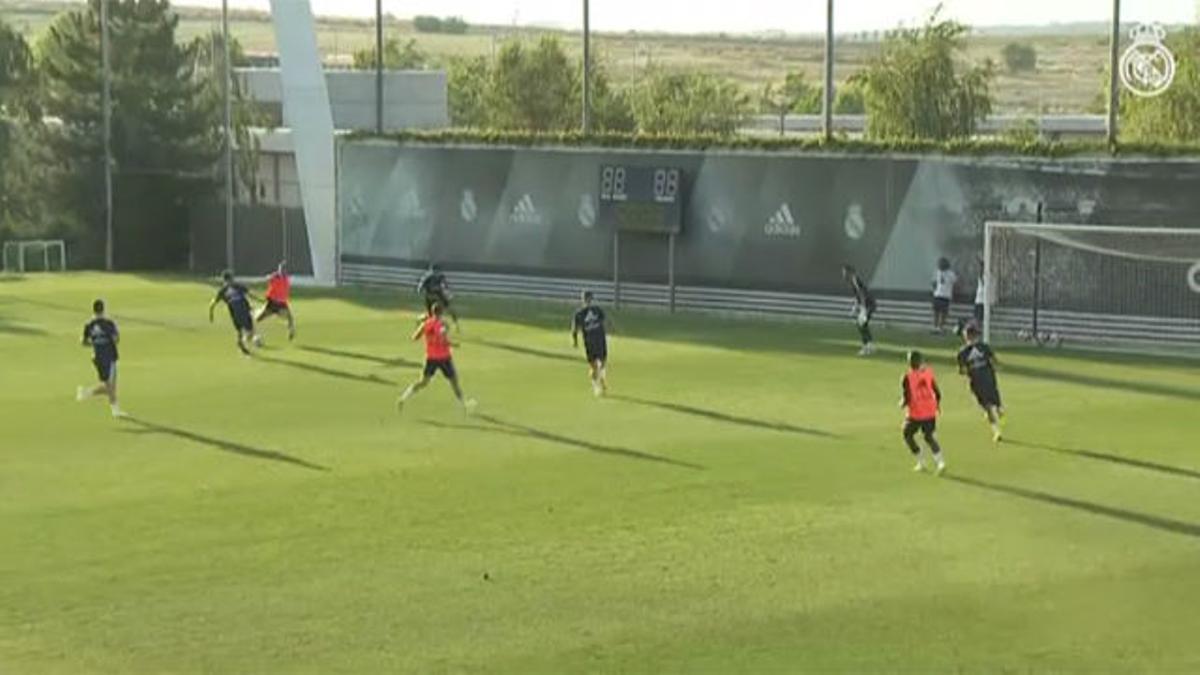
[3,273,1200,672]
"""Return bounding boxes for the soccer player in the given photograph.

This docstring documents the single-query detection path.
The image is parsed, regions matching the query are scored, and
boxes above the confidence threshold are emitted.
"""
[900,350,945,474]
[397,304,475,413]
[416,263,459,329]
[208,270,261,356]
[957,324,1005,444]
[931,257,957,334]
[77,299,124,418]
[571,290,611,396]
[256,261,296,341]
[842,265,877,356]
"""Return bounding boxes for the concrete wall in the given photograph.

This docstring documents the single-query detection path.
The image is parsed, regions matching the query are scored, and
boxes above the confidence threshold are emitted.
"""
[237,68,449,132]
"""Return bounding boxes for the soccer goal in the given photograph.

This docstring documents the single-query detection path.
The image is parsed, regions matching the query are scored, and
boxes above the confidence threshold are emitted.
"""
[2,240,68,273]
[983,222,1200,352]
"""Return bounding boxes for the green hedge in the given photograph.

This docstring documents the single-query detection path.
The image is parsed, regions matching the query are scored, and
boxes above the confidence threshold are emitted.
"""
[346,129,1200,158]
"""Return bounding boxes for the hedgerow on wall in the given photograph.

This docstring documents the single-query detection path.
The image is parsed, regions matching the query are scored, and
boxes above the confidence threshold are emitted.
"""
[346,129,1200,159]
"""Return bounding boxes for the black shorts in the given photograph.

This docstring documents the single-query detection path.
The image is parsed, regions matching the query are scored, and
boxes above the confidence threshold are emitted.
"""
[904,418,937,437]
[230,305,254,332]
[94,358,117,384]
[584,340,607,364]
[971,380,1003,409]
[424,291,451,312]
[262,299,289,316]
[933,297,951,313]
[424,358,457,380]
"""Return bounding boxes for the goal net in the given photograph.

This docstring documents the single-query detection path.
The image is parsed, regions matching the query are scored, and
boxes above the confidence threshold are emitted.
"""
[984,222,1200,352]
[2,240,68,273]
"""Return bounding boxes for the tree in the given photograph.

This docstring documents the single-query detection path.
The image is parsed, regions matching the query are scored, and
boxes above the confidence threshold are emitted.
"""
[445,37,633,133]
[1002,42,1038,73]
[631,71,749,136]
[351,37,427,71]
[446,55,491,128]
[488,37,578,131]
[854,7,994,140]
[413,16,468,35]
[0,20,39,240]
[761,72,822,116]
[1121,29,1200,143]
[33,0,239,268]
[833,80,866,114]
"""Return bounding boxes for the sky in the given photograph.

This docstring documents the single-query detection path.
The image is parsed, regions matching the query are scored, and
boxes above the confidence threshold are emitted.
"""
[166,0,1198,34]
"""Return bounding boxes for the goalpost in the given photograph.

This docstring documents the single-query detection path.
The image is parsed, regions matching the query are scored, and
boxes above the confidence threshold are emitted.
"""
[2,240,68,273]
[984,222,1200,352]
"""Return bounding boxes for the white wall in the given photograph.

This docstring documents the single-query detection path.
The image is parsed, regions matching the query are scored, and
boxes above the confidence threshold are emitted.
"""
[238,68,449,131]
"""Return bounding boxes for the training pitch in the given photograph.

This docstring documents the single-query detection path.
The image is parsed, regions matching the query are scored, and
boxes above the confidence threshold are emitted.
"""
[3,273,1200,672]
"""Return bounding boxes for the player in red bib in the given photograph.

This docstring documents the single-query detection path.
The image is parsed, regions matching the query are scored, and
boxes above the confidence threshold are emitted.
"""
[256,261,296,341]
[397,304,476,413]
[900,350,946,474]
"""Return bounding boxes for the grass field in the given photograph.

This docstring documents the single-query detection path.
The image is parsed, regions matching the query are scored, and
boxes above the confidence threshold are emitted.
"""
[3,2,1112,114]
[4,273,1200,672]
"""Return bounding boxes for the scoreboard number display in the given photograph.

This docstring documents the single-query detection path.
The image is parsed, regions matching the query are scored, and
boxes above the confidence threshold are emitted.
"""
[598,165,685,234]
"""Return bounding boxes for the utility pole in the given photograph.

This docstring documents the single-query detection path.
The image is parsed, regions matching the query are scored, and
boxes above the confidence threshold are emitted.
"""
[822,0,834,142]
[101,0,114,270]
[582,0,592,133]
[1107,0,1121,145]
[222,0,234,272]
[375,0,384,134]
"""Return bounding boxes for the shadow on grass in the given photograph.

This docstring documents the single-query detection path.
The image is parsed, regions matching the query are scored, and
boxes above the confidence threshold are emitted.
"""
[257,354,397,387]
[472,338,581,364]
[120,417,329,472]
[0,317,46,336]
[1008,439,1200,482]
[2,296,201,332]
[611,394,837,439]
[299,345,420,369]
[944,474,1200,540]
[999,363,1200,403]
[423,412,703,471]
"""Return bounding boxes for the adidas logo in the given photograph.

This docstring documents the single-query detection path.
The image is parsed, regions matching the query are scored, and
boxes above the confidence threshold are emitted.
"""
[509,193,543,225]
[764,203,801,238]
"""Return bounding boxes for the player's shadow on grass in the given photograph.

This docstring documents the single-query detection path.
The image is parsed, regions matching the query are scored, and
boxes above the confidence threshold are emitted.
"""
[257,354,398,387]
[423,413,703,471]
[2,296,201,332]
[120,417,329,472]
[299,345,420,369]
[944,474,1200,540]
[611,395,837,439]
[472,339,580,364]
[1008,439,1200,482]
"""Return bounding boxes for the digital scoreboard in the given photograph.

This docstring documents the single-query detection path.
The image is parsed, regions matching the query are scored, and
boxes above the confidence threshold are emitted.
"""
[598,165,685,234]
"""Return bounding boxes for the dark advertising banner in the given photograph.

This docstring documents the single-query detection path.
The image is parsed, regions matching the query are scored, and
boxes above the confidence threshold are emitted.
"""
[338,141,1200,297]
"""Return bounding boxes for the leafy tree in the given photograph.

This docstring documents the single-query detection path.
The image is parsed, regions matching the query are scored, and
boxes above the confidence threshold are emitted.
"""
[833,80,866,114]
[351,37,427,71]
[760,72,822,116]
[33,0,242,268]
[413,16,468,35]
[1121,29,1200,143]
[587,63,636,133]
[0,19,39,239]
[488,37,579,131]
[1002,42,1038,73]
[854,7,994,140]
[631,71,749,136]
[446,55,490,128]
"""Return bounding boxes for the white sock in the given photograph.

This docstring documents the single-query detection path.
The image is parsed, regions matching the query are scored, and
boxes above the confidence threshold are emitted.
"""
[400,386,415,402]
